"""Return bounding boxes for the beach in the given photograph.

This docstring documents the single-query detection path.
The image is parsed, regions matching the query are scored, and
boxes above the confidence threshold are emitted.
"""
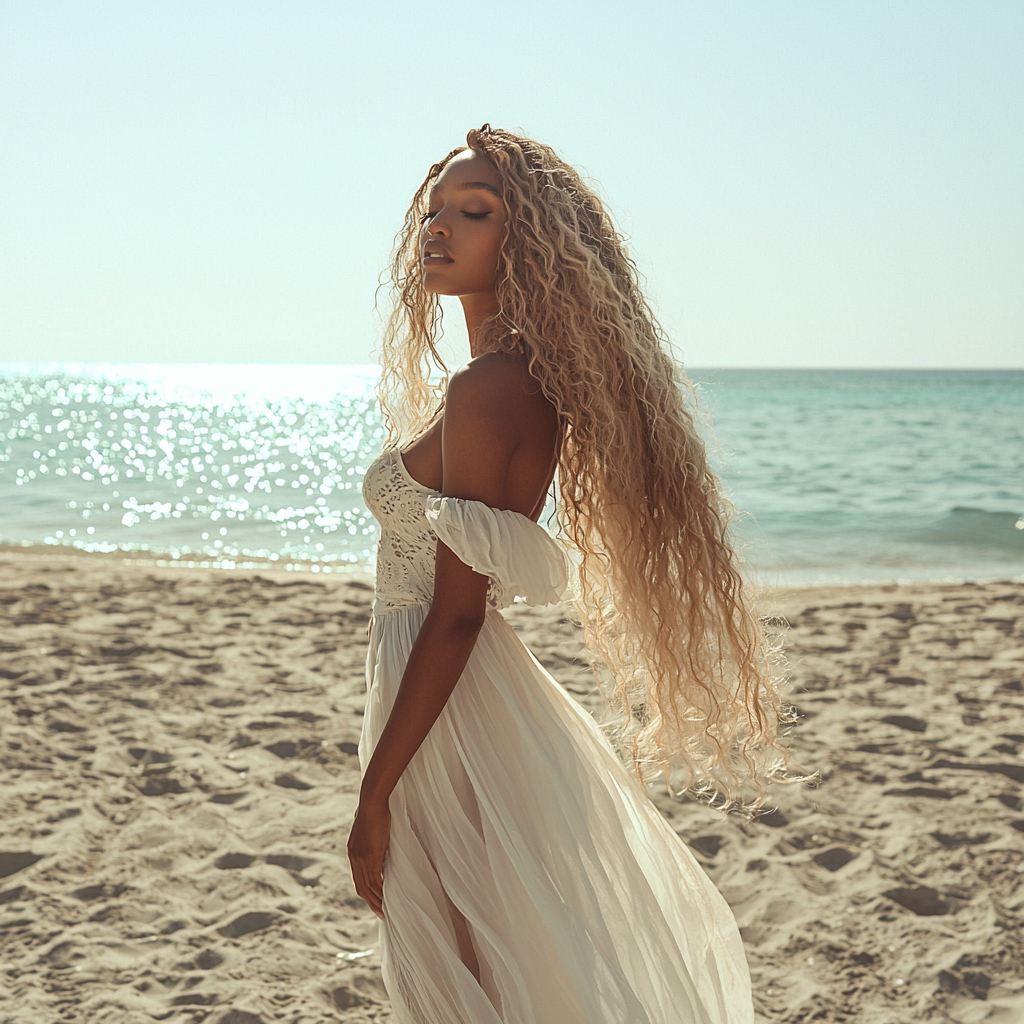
[1,550,1022,1024]
[4,366,1022,587]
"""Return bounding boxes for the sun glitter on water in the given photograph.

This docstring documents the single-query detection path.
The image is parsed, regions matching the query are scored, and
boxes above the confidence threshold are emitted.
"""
[1,364,385,570]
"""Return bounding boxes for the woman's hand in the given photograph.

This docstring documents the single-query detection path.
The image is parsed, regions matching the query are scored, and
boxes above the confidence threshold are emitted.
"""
[347,798,391,920]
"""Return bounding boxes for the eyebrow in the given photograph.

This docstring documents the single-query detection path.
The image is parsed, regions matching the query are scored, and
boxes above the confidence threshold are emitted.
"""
[457,181,502,197]
[428,180,503,205]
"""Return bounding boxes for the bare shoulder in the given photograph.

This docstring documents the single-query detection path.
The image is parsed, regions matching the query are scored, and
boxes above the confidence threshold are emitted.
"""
[442,351,558,509]
[448,350,534,403]
[445,351,540,435]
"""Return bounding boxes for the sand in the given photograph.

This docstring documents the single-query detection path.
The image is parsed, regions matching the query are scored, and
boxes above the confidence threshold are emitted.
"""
[1,550,1022,1024]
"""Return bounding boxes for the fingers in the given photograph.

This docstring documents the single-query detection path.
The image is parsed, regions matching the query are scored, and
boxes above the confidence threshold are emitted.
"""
[348,843,386,918]
[356,861,383,906]
[347,802,389,920]
[352,862,385,918]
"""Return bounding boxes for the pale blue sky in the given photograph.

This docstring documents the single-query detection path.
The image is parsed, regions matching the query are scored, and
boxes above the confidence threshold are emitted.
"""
[1,1,1021,367]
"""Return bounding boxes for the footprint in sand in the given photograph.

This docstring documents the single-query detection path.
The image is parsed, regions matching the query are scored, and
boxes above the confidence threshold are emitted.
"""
[812,848,858,872]
[330,969,388,1012]
[0,851,42,878]
[879,714,927,733]
[209,790,248,804]
[930,830,993,848]
[214,852,257,869]
[216,1011,266,1024]
[175,949,225,971]
[883,885,950,916]
[262,738,321,759]
[216,910,281,939]
[688,835,725,859]
[274,773,314,791]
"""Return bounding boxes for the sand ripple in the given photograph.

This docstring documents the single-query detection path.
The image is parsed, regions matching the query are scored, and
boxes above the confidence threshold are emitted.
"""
[2,553,1023,1022]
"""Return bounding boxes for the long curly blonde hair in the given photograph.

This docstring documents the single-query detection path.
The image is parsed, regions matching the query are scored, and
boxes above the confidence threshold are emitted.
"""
[377,125,799,809]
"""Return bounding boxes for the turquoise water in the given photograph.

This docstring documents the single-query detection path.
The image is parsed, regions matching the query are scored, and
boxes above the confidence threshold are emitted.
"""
[1,364,1021,584]
[691,369,1023,584]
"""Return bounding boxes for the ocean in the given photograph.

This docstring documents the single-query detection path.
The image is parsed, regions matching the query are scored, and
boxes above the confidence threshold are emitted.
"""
[1,364,1021,586]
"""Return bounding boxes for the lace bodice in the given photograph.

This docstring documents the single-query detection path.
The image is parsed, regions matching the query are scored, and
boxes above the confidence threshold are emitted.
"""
[362,447,572,614]
[362,448,446,613]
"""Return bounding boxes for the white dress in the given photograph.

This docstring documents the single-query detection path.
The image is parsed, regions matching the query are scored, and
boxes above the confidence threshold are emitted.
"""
[359,447,754,1024]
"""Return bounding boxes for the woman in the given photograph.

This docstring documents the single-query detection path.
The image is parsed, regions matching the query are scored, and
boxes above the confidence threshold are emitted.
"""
[348,125,793,1024]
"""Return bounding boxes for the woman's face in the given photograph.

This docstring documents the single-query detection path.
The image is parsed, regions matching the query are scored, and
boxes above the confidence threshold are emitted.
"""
[419,150,507,298]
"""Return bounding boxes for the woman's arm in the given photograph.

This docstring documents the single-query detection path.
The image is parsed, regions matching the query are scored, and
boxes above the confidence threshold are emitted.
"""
[347,358,521,918]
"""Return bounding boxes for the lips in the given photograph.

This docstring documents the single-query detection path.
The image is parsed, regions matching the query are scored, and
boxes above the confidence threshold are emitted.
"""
[422,245,453,265]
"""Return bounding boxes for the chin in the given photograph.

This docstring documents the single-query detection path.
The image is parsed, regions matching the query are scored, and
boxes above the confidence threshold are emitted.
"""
[422,276,461,297]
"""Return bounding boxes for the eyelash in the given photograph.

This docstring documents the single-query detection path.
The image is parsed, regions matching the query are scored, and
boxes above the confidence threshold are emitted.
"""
[420,211,490,224]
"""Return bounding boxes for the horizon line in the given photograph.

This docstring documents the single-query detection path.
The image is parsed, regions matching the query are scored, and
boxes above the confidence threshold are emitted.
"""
[1,361,1021,372]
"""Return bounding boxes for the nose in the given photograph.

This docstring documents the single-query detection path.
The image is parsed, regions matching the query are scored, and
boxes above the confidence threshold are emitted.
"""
[424,208,450,237]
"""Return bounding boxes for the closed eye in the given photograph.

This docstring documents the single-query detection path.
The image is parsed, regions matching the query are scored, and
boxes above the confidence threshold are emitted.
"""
[420,209,491,225]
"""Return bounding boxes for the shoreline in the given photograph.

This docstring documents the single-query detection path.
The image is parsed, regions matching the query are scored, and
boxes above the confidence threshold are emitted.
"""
[3,542,1020,592]
[1,552,1022,1022]
[0,543,376,580]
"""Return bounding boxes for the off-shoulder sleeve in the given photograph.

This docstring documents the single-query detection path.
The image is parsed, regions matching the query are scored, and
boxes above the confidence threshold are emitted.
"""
[423,495,572,609]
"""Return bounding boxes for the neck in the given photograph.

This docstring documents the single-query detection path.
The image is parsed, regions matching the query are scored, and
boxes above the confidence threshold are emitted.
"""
[459,291,501,357]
